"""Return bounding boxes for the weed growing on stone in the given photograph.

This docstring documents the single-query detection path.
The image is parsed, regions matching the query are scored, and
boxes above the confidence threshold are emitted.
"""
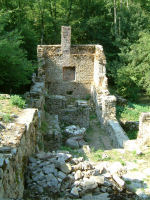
[125,180,132,185]
[85,94,91,101]
[0,95,22,123]
[10,95,26,108]
[89,113,97,120]
[40,121,49,134]
[2,113,12,123]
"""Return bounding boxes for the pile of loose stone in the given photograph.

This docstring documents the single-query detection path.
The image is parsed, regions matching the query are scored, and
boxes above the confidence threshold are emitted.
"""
[24,151,139,200]
[64,125,86,149]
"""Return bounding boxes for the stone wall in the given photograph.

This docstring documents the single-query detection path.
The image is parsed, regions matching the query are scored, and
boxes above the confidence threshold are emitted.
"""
[36,27,129,148]
[37,44,95,98]
[59,100,89,128]
[0,109,39,199]
[138,112,150,145]
[45,95,89,128]
[91,45,128,148]
[37,26,95,99]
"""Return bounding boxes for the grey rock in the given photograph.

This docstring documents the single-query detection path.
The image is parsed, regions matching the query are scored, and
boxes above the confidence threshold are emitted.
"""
[58,171,66,180]
[0,168,3,179]
[11,148,17,155]
[78,139,87,147]
[46,173,59,192]
[10,114,18,118]
[93,193,110,200]
[29,157,37,163]
[57,162,72,174]
[104,179,113,187]
[0,123,5,130]
[100,186,107,193]
[126,181,143,193]
[70,187,79,197]
[45,164,57,176]
[66,137,79,149]
[32,172,45,182]
[82,193,93,200]
[0,147,11,153]
[0,158,4,167]
[57,153,72,162]
[36,185,44,193]
[65,125,86,137]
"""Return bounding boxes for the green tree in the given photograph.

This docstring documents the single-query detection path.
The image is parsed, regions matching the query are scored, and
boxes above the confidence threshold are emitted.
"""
[0,12,35,93]
[117,32,150,99]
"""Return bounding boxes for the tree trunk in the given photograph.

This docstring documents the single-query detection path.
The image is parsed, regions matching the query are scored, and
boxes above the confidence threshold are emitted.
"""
[127,0,129,8]
[114,0,117,36]
[119,0,123,35]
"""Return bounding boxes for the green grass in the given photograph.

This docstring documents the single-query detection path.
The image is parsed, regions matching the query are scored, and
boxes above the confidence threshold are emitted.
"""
[116,102,150,121]
[60,145,87,160]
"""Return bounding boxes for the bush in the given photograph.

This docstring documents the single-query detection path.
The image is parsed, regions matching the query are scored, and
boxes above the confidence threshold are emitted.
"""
[10,95,26,108]
[2,113,12,123]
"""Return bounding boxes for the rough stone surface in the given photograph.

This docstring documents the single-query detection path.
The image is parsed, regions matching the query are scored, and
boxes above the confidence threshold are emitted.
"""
[23,149,144,200]
[138,112,150,146]
[0,109,39,199]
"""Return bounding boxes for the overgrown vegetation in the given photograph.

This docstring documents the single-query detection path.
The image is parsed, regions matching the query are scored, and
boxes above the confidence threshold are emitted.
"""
[0,95,24,123]
[40,121,49,134]
[0,0,150,98]
[116,102,150,121]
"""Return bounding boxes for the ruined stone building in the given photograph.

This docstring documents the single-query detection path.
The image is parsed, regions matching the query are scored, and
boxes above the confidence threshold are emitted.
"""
[34,26,128,147]
[37,26,107,99]
[1,26,150,199]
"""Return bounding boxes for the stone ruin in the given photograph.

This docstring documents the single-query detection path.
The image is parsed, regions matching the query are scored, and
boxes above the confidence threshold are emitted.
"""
[0,26,150,199]
[31,26,128,148]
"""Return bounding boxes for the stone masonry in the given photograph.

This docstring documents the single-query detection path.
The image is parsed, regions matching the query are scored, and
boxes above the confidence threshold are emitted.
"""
[138,112,150,145]
[36,26,128,148]
[0,109,39,199]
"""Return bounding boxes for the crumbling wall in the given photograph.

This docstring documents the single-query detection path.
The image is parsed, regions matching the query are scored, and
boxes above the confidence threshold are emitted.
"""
[37,26,95,99]
[0,109,39,199]
[37,45,95,98]
[36,26,128,148]
[92,45,128,148]
[45,95,89,128]
[138,112,150,145]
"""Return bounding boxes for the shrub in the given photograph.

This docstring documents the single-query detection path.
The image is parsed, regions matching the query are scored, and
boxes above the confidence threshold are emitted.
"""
[2,113,12,123]
[10,95,26,108]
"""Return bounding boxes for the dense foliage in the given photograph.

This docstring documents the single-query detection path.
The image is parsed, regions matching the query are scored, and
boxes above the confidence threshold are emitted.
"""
[0,0,150,98]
